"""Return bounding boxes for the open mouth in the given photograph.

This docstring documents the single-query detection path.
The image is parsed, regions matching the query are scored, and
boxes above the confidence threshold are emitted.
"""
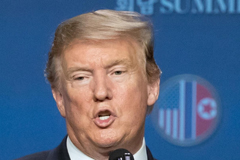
[98,110,111,120]
[94,110,116,128]
[99,115,110,120]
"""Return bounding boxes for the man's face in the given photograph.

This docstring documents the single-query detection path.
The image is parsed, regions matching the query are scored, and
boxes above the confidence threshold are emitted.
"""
[52,39,159,156]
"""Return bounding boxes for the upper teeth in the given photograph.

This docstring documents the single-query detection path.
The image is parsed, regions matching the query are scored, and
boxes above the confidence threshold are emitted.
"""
[99,116,110,120]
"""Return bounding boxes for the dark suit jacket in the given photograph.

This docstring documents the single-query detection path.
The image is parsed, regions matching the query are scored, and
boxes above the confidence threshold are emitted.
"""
[16,136,156,160]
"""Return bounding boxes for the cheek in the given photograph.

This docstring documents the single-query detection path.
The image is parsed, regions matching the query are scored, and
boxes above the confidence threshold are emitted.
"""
[116,82,148,119]
[65,82,92,102]
[63,92,93,132]
[63,85,93,119]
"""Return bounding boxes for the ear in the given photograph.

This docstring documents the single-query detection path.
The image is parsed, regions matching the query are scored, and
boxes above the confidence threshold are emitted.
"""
[52,88,66,118]
[147,78,160,106]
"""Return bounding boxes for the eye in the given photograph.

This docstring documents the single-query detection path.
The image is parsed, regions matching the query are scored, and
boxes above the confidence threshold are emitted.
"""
[74,76,84,81]
[114,71,123,75]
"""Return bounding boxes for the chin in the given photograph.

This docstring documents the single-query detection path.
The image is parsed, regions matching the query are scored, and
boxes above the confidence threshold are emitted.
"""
[96,140,118,148]
[93,130,123,148]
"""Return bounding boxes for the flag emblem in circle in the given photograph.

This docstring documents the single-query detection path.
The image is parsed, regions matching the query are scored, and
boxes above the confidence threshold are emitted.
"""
[151,74,221,146]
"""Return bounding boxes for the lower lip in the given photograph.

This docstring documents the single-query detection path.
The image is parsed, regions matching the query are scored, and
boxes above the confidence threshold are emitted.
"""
[93,115,116,128]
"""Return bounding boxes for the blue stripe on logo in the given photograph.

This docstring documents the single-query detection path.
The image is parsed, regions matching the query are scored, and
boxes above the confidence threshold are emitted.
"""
[185,82,192,139]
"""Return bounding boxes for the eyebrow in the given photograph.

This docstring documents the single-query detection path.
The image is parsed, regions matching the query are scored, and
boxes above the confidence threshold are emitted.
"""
[66,66,92,78]
[65,58,132,77]
[105,59,132,69]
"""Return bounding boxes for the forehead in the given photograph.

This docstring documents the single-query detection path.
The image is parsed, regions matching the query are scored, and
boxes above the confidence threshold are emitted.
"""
[62,39,142,68]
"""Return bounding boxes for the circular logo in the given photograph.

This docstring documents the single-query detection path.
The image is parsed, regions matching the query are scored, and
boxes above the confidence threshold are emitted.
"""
[151,74,221,146]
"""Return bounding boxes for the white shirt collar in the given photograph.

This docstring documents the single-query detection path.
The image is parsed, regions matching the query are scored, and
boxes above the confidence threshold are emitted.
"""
[133,138,148,160]
[66,136,148,160]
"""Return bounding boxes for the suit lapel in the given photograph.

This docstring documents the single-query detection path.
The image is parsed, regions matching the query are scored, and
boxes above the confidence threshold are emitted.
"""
[146,146,157,160]
[46,136,70,160]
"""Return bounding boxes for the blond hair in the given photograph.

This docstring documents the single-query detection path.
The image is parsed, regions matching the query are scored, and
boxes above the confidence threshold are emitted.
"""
[45,10,161,112]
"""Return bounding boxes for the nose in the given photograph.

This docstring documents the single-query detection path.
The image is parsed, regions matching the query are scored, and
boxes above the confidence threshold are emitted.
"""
[92,73,112,102]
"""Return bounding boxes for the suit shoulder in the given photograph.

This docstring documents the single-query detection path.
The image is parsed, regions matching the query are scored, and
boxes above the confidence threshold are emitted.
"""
[15,150,49,160]
[15,136,69,160]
